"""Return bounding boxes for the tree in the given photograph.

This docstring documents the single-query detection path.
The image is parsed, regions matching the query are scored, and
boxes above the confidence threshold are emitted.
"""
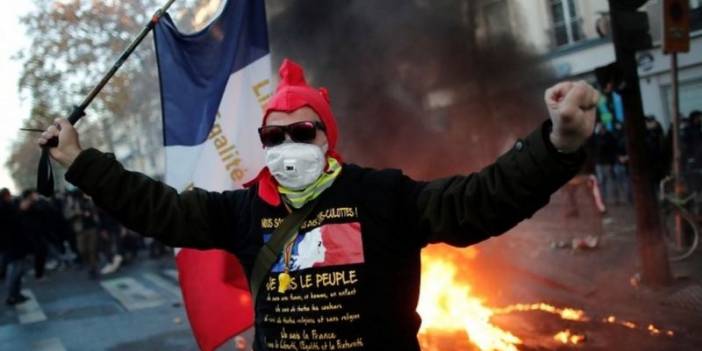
[8,0,216,190]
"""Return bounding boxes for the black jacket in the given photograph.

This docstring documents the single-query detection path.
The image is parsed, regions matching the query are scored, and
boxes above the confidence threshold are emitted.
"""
[65,121,583,351]
[0,199,32,261]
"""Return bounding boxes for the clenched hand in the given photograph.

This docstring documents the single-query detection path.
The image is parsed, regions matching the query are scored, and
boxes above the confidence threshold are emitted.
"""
[545,81,599,153]
[37,118,83,168]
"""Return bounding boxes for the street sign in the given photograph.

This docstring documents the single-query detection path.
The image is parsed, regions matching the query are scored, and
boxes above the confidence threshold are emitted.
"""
[663,0,691,53]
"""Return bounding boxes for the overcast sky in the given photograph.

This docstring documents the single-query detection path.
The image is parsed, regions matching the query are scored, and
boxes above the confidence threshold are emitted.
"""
[0,2,34,193]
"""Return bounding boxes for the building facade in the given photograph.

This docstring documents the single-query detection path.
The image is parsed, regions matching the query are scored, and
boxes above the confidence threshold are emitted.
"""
[480,0,702,128]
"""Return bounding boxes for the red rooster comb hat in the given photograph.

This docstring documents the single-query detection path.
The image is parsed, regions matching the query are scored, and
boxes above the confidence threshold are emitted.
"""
[244,59,342,206]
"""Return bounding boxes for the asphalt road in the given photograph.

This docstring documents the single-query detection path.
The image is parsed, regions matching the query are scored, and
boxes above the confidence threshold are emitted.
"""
[0,256,200,351]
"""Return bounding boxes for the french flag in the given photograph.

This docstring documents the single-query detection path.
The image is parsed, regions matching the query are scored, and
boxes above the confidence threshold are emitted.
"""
[153,0,270,350]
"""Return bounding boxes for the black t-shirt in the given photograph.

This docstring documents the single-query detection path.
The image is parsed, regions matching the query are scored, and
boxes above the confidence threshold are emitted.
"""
[239,166,426,350]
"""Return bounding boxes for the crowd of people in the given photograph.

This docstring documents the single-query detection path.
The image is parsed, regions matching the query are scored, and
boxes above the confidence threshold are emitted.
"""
[592,110,702,206]
[0,188,170,305]
[563,109,702,223]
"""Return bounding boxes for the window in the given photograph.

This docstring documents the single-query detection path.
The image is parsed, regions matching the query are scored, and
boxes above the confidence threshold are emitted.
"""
[549,0,584,47]
[692,0,702,31]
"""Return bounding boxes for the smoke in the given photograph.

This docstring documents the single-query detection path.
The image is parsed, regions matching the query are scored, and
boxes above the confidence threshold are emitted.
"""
[267,0,556,179]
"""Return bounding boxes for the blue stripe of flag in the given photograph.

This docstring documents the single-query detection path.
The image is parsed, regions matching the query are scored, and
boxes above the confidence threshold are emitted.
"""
[154,0,269,147]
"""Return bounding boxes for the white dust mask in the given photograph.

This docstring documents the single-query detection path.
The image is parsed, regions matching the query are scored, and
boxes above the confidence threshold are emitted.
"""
[265,143,328,190]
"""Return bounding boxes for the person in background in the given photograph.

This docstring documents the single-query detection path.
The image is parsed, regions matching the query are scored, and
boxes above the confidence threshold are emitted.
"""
[119,229,143,265]
[561,134,606,244]
[18,190,53,281]
[593,122,617,205]
[0,188,10,280]
[50,192,79,268]
[682,110,702,193]
[644,116,666,198]
[97,208,124,275]
[1,188,32,305]
[612,121,631,205]
[65,191,100,279]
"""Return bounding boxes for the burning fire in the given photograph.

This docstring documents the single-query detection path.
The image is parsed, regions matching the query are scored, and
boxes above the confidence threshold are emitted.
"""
[417,245,675,350]
[493,303,587,322]
[553,329,586,344]
[417,251,522,351]
[417,246,588,350]
[602,315,674,337]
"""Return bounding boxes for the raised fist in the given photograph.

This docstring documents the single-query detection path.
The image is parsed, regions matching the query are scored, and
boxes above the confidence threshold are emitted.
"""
[545,81,599,153]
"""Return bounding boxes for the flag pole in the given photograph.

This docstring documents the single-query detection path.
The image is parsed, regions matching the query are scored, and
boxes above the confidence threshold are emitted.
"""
[36,0,177,196]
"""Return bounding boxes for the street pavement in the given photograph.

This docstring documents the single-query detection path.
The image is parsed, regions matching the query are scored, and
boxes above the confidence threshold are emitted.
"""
[0,256,199,351]
[465,191,702,350]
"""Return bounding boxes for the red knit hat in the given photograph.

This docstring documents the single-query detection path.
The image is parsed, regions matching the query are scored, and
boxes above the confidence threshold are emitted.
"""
[244,59,342,206]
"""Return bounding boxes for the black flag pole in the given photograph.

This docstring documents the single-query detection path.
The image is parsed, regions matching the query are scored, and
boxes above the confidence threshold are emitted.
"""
[35,0,177,197]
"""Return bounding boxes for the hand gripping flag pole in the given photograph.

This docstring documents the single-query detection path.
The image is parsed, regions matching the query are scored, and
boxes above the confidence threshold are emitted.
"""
[36,0,177,197]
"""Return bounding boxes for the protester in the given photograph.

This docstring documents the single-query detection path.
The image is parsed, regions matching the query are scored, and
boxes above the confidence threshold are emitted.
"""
[17,190,54,281]
[147,237,169,259]
[0,188,10,280]
[612,121,631,204]
[644,116,666,197]
[561,134,606,245]
[39,59,598,350]
[50,192,79,268]
[119,229,142,265]
[682,110,702,193]
[65,191,100,279]
[1,188,32,305]
[593,122,617,205]
[97,209,124,275]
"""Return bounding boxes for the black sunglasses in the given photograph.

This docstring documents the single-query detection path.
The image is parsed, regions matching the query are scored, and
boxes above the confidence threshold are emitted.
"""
[258,121,326,147]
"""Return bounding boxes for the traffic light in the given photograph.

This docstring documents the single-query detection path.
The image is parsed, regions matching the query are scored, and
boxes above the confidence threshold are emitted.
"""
[662,0,690,53]
[610,0,653,51]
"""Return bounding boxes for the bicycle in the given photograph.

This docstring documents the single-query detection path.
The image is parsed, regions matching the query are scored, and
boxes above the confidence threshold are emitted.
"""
[658,176,700,261]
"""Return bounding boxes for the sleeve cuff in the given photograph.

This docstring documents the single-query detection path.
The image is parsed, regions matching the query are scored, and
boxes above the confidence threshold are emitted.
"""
[65,148,114,187]
[538,120,586,168]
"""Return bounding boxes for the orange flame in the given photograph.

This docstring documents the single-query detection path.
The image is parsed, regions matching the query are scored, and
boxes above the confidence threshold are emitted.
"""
[417,254,521,351]
[603,315,675,337]
[553,329,586,344]
[647,324,661,336]
[418,246,675,350]
[417,246,592,350]
[493,303,588,321]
